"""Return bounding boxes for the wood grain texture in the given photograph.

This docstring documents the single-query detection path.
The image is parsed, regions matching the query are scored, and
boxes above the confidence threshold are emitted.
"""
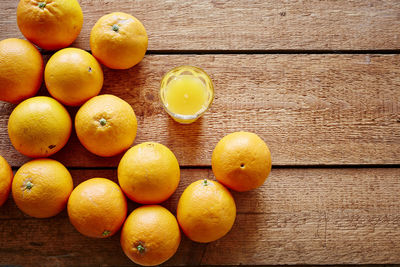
[1,1,399,266]
[1,1,400,51]
[0,168,399,266]
[0,54,399,167]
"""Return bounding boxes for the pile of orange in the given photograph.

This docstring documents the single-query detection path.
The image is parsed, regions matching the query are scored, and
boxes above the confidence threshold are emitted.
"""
[0,0,272,266]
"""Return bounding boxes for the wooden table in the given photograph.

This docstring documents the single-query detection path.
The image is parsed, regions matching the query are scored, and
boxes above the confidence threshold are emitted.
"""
[1,1,399,266]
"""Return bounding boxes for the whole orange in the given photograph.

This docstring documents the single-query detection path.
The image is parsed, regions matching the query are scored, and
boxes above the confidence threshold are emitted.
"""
[121,205,181,266]
[8,96,72,158]
[0,38,43,104]
[90,12,148,69]
[118,142,180,204]
[67,178,127,238]
[75,94,137,157]
[45,48,104,106]
[177,179,236,243]
[12,158,73,218]
[212,131,272,192]
[0,155,13,207]
[17,0,83,50]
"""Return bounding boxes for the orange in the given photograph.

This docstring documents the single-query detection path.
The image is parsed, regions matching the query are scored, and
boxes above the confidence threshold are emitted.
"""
[0,38,43,104]
[0,155,13,207]
[121,205,181,266]
[45,48,104,106]
[118,142,180,204]
[211,131,272,192]
[90,12,148,69]
[12,158,73,218]
[75,94,137,157]
[17,0,83,50]
[67,178,127,238]
[177,179,236,243]
[8,96,72,158]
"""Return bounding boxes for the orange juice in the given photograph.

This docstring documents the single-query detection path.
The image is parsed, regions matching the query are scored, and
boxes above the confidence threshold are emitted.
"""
[164,75,208,115]
[160,66,214,124]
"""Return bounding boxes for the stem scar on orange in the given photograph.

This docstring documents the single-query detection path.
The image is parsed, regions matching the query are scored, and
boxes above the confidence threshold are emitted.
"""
[11,158,73,218]
[67,178,127,238]
[90,12,148,69]
[74,94,137,157]
[17,0,83,50]
[8,96,72,158]
[212,131,272,192]
[121,205,181,266]
[45,48,104,106]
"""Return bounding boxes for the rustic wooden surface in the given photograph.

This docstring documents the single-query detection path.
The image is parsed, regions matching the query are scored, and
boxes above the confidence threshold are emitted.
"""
[2,1,400,51]
[1,168,399,266]
[0,0,400,266]
[1,54,399,167]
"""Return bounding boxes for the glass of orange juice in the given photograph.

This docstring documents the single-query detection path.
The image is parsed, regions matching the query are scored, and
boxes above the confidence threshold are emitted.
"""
[160,65,214,124]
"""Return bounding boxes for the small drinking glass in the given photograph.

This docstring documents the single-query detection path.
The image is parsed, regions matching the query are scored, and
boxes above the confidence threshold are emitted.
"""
[159,65,214,124]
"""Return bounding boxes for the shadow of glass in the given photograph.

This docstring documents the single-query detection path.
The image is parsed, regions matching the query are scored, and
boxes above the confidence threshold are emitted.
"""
[164,116,205,166]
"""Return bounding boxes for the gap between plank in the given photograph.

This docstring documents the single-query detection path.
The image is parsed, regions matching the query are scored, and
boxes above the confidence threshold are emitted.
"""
[147,49,400,55]
[11,164,399,171]
[38,49,400,55]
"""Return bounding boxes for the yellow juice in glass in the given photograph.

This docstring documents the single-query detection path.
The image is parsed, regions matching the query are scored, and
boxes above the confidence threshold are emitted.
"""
[160,66,214,124]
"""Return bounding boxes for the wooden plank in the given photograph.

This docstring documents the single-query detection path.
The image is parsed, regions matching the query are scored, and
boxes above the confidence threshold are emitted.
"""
[1,54,399,167]
[1,1,400,51]
[205,168,400,265]
[0,168,399,265]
